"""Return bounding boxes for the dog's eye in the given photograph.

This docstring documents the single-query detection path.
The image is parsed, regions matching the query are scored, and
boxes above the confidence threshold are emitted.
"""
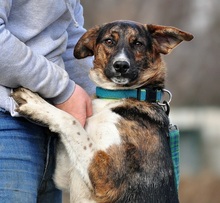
[104,39,115,47]
[134,41,143,47]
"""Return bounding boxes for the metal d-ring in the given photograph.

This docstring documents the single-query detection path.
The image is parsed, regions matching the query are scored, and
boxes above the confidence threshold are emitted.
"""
[157,89,172,106]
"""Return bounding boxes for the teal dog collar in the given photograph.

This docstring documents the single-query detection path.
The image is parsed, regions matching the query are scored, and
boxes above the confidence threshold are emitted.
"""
[96,87,163,102]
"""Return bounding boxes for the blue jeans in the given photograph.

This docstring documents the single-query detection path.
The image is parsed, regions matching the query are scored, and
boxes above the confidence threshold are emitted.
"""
[0,109,62,203]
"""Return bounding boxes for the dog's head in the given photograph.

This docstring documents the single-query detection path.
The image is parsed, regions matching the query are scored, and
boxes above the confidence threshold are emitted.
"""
[74,20,193,89]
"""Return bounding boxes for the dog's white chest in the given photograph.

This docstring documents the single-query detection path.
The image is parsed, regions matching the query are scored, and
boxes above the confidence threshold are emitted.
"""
[85,99,122,151]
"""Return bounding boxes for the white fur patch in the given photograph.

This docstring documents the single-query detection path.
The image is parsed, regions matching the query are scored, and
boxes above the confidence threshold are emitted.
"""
[85,99,122,151]
[113,48,130,65]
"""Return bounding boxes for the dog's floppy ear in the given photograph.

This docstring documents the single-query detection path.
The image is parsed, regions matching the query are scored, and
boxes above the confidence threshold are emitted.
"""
[74,26,100,59]
[147,24,194,55]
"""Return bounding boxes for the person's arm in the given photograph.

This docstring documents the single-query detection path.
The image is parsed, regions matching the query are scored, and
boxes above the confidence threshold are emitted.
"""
[0,1,74,104]
[0,1,92,126]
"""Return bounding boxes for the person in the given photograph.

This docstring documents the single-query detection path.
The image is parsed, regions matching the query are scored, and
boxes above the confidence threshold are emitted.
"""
[0,0,94,202]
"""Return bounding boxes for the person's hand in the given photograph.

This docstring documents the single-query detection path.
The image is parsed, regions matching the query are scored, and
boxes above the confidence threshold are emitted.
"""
[55,84,93,127]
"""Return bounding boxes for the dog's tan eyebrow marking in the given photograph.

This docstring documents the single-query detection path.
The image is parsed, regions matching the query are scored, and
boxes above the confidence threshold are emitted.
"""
[108,30,119,40]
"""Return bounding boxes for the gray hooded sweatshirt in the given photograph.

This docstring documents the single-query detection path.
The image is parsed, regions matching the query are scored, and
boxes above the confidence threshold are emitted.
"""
[0,0,94,116]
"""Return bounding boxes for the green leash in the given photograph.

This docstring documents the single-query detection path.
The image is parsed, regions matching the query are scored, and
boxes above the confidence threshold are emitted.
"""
[168,124,180,190]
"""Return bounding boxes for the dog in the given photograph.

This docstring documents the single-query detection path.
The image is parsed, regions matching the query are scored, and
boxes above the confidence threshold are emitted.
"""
[12,20,193,203]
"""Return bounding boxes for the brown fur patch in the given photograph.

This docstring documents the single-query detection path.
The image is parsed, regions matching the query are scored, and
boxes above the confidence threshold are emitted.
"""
[89,151,124,203]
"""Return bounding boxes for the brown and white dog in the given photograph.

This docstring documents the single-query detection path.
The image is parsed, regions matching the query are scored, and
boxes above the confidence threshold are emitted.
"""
[12,21,193,203]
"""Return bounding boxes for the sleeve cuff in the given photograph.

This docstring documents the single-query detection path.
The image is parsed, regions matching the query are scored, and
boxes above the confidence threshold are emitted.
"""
[51,80,76,104]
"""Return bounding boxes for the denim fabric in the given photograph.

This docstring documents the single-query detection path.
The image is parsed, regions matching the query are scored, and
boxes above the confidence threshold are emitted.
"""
[0,110,62,203]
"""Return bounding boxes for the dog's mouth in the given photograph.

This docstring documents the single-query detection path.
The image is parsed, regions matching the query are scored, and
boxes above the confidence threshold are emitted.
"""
[89,60,140,89]
[104,66,138,86]
[110,76,130,85]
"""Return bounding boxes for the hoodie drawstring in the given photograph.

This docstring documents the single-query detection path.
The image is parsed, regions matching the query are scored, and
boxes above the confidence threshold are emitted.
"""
[64,0,79,28]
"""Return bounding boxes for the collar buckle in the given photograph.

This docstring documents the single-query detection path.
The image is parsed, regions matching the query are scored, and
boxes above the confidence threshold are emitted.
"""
[157,89,172,106]
[137,88,162,102]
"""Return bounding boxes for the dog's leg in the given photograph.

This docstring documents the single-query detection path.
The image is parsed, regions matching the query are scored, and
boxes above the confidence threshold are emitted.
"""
[54,143,95,203]
[53,142,71,192]
[69,168,96,203]
[12,88,96,193]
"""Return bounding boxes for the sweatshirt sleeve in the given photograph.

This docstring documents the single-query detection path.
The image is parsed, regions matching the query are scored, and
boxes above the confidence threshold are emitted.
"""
[0,1,75,104]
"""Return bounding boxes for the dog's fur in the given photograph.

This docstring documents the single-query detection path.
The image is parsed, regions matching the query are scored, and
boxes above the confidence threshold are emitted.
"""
[12,21,193,203]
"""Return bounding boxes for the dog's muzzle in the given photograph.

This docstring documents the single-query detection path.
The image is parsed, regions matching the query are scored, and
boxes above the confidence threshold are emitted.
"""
[104,60,138,85]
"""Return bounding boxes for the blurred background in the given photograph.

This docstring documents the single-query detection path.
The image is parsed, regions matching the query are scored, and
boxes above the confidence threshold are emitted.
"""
[64,0,220,202]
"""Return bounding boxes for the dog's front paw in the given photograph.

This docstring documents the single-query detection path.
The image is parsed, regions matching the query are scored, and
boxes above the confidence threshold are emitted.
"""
[12,88,47,118]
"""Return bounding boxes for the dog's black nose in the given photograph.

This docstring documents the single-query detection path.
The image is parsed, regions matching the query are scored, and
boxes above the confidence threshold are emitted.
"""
[113,61,130,73]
